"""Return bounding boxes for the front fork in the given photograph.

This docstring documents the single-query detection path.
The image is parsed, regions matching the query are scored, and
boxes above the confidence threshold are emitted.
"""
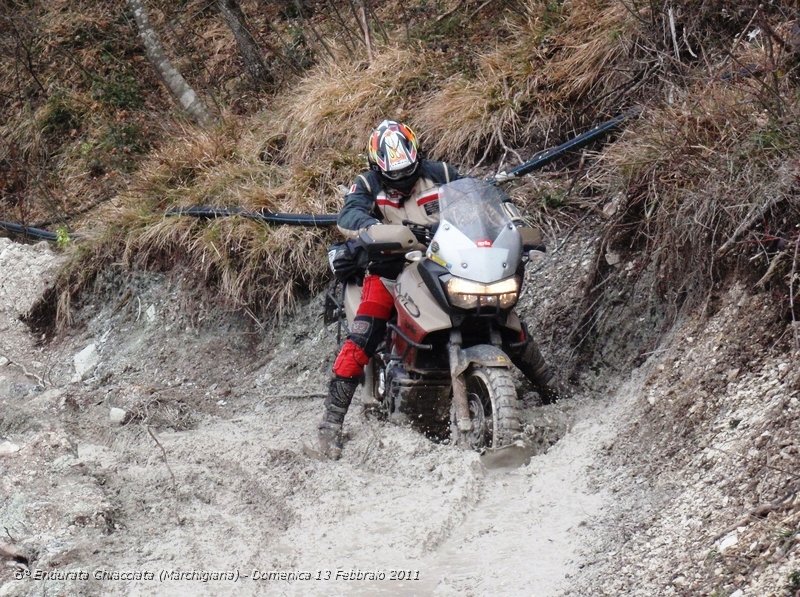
[448,330,473,433]
[448,327,516,435]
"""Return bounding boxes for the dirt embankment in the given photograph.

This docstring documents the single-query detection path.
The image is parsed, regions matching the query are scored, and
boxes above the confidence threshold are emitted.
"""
[1,229,798,597]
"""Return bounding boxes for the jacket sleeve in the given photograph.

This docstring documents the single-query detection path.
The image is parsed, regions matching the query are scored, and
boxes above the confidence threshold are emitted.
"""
[421,159,462,184]
[337,173,381,238]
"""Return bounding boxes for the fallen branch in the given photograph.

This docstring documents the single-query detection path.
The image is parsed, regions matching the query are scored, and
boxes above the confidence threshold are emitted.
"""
[146,426,180,525]
[668,6,681,62]
[754,250,788,290]
[436,0,465,22]
[712,488,798,542]
[715,196,784,258]
[260,393,327,400]
[0,351,47,387]
[468,0,492,20]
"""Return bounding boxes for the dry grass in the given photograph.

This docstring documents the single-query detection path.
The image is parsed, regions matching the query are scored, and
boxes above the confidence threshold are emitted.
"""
[590,80,800,307]
[11,0,799,334]
[417,0,646,166]
[272,47,436,161]
[41,116,357,329]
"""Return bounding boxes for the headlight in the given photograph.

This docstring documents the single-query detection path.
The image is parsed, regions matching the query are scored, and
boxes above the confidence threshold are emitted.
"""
[446,277,520,309]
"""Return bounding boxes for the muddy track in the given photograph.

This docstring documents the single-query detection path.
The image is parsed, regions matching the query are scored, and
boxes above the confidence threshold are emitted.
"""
[2,234,797,597]
[0,235,611,596]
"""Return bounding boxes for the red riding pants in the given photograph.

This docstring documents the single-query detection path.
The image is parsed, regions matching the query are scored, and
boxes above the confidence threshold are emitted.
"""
[332,274,394,378]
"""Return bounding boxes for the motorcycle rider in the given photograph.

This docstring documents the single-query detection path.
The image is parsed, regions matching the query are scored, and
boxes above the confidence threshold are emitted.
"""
[317,119,560,460]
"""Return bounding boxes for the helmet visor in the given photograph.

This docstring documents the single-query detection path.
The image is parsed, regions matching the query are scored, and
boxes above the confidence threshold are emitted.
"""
[382,162,419,181]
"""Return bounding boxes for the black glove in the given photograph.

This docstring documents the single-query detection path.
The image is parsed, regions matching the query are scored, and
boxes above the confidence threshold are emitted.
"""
[327,239,368,282]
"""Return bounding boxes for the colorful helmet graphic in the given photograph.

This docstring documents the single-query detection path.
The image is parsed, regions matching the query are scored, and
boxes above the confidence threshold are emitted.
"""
[367,120,420,181]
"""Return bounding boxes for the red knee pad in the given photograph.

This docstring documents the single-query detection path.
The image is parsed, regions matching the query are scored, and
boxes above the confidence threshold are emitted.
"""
[357,274,394,320]
[333,340,371,378]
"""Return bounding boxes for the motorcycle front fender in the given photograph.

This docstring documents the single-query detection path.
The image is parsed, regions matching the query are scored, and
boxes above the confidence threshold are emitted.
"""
[451,344,513,379]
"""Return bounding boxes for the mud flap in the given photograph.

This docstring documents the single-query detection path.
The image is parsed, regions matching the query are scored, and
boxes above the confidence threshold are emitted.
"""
[479,439,536,469]
[451,344,513,378]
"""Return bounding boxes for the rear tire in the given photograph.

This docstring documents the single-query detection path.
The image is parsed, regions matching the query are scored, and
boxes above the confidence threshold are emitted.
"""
[450,366,522,450]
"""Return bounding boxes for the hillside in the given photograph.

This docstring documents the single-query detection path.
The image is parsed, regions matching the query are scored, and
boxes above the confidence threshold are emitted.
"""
[1,1,799,595]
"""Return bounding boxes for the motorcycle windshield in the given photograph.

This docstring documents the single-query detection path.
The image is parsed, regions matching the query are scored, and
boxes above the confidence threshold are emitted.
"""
[429,178,522,283]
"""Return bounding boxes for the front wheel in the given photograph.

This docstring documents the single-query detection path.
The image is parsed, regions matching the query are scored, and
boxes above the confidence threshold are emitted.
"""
[450,366,522,450]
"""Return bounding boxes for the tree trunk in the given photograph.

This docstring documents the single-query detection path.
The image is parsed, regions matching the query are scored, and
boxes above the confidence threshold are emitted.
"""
[126,0,214,127]
[357,1,374,64]
[216,0,272,88]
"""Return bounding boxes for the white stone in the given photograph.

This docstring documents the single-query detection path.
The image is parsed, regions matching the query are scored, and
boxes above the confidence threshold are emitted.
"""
[730,590,744,597]
[605,251,621,266]
[717,531,739,553]
[0,356,8,367]
[74,343,99,379]
[0,440,21,456]
[109,407,127,424]
[145,305,156,322]
[0,581,26,597]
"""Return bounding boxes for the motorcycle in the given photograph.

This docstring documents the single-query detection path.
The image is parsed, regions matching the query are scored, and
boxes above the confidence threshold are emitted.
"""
[325,177,545,452]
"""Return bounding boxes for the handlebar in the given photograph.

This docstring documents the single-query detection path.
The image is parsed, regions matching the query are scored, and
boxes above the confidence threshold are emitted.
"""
[401,220,434,244]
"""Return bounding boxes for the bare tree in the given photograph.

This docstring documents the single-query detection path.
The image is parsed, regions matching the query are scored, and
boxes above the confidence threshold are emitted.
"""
[126,0,215,127]
[356,1,374,64]
[216,0,272,88]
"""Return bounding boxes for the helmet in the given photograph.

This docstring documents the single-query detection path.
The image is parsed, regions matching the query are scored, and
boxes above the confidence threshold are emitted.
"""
[367,120,420,191]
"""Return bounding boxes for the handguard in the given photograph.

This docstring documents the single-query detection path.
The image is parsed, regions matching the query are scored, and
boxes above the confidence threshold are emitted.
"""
[357,224,424,257]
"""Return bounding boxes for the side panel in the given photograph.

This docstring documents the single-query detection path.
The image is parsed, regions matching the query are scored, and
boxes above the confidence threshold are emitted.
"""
[394,262,452,341]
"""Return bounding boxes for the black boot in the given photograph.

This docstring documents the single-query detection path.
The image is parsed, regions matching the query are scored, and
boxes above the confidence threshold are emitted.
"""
[317,377,359,460]
[512,339,566,404]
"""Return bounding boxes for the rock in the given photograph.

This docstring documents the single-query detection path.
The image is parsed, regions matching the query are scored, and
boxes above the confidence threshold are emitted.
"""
[74,343,100,380]
[0,440,21,456]
[671,574,687,587]
[26,387,64,408]
[717,531,738,553]
[0,356,8,367]
[109,407,128,425]
[602,194,622,218]
[0,581,25,597]
[605,251,621,266]
[730,590,744,597]
[145,305,156,323]
[0,379,35,401]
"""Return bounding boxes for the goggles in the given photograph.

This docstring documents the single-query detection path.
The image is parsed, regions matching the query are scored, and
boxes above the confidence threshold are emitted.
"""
[382,161,419,181]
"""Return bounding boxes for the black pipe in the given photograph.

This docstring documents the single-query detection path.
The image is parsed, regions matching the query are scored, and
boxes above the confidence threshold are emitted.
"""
[491,107,642,182]
[166,206,338,227]
[0,221,59,242]
[1,112,639,246]
[169,109,642,226]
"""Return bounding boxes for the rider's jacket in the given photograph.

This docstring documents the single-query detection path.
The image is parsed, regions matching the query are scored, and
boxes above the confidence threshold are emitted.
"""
[337,160,461,238]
